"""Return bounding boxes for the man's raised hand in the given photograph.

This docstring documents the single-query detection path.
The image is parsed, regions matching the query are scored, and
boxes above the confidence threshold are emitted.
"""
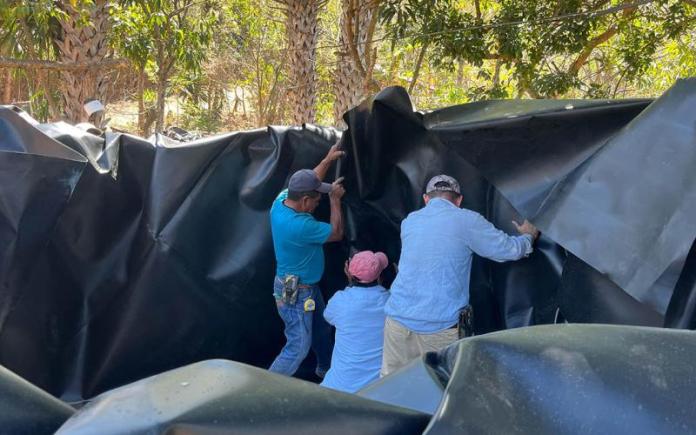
[325,142,346,162]
[512,219,540,239]
[330,176,346,200]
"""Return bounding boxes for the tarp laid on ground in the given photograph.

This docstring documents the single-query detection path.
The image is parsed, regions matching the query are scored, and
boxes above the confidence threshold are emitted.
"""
[1,79,695,403]
[54,324,696,434]
[55,359,430,435]
[423,324,696,435]
[0,365,75,434]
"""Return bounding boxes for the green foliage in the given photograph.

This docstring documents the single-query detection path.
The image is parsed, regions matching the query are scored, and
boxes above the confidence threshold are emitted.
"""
[112,0,217,73]
[380,0,696,98]
[206,0,289,125]
[3,0,695,130]
[180,99,223,133]
[0,0,65,57]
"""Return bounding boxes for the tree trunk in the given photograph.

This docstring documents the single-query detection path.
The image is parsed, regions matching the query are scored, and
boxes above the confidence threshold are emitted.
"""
[408,43,428,94]
[333,0,380,127]
[456,59,465,87]
[2,70,12,103]
[492,59,502,88]
[386,50,403,84]
[43,71,61,121]
[54,0,112,124]
[137,66,146,135]
[276,0,322,125]
[156,74,167,133]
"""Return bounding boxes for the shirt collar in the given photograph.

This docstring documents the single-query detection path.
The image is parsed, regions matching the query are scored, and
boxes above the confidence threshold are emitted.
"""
[427,197,458,209]
[347,284,384,292]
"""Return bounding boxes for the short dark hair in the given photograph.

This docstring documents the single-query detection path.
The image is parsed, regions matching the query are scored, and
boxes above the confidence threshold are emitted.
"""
[426,190,461,203]
[287,190,321,201]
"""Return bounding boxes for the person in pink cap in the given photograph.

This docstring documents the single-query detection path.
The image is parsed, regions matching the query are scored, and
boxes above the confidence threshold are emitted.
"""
[320,250,391,393]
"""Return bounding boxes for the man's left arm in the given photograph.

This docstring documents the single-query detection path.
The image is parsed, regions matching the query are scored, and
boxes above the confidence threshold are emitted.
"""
[467,213,538,262]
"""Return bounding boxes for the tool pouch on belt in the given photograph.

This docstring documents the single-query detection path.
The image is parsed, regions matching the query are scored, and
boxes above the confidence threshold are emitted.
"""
[281,275,300,305]
[458,305,474,339]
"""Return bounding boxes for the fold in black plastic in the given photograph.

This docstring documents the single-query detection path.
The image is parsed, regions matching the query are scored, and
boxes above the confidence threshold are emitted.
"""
[0,365,74,434]
[357,355,447,415]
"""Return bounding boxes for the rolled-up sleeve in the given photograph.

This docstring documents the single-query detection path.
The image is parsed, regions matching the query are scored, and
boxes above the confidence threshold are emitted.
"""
[466,213,533,262]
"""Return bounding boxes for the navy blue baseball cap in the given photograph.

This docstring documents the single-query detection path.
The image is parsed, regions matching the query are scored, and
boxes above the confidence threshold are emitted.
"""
[288,169,332,194]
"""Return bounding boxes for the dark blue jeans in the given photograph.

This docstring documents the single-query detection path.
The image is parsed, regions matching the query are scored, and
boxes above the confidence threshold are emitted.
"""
[269,277,332,376]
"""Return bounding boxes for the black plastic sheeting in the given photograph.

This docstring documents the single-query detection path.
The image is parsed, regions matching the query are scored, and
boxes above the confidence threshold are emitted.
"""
[359,323,696,433]
[55,359,430,434]
[357,355,447,415]
[340,89,655,333]
[341,80,696,332]
[0,365,74,434]
[2,79,696,404]
[422,324,696,434]
[0,107,343,400]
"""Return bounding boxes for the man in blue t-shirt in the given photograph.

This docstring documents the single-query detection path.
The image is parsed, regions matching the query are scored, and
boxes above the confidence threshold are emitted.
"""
[269,144,345,377]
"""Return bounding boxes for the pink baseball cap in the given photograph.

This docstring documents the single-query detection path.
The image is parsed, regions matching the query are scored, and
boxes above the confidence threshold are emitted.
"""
[348,251,389,283]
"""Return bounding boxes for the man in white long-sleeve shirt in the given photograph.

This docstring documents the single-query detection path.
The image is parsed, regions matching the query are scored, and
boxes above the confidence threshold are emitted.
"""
[381,174,539,376]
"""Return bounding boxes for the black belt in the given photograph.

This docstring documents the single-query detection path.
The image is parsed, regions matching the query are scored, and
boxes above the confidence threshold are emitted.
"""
[275,277,314,289]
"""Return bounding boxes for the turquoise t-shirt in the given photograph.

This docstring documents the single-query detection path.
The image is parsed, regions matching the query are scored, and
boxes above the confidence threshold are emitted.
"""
[270,190,332,284]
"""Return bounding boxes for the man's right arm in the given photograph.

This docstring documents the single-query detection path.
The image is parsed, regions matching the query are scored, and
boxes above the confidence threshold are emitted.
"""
[466,213,538,262]
[326,178,345,242]
[323,293,341,326]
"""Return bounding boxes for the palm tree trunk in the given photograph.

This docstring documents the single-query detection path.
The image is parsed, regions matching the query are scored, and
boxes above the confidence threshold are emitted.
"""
[2,69,12,103]
[333,0,380,127]
[54,0,112,124]
[275,0,323,125]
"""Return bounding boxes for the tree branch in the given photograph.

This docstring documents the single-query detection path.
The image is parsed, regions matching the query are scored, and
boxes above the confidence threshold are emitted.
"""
[568,25,619,75]
[484,52,514,62]
[0,57,127,71]
[492,58,502,87]
[408,43,428,93]
[167,0,199,19]
[345,1,367,77]
[362,0,381,80]
[569,2,639,75]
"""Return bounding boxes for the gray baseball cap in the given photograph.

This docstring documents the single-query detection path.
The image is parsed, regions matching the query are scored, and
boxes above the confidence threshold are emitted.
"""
[288,169,332,194]
[426,174,461,195]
